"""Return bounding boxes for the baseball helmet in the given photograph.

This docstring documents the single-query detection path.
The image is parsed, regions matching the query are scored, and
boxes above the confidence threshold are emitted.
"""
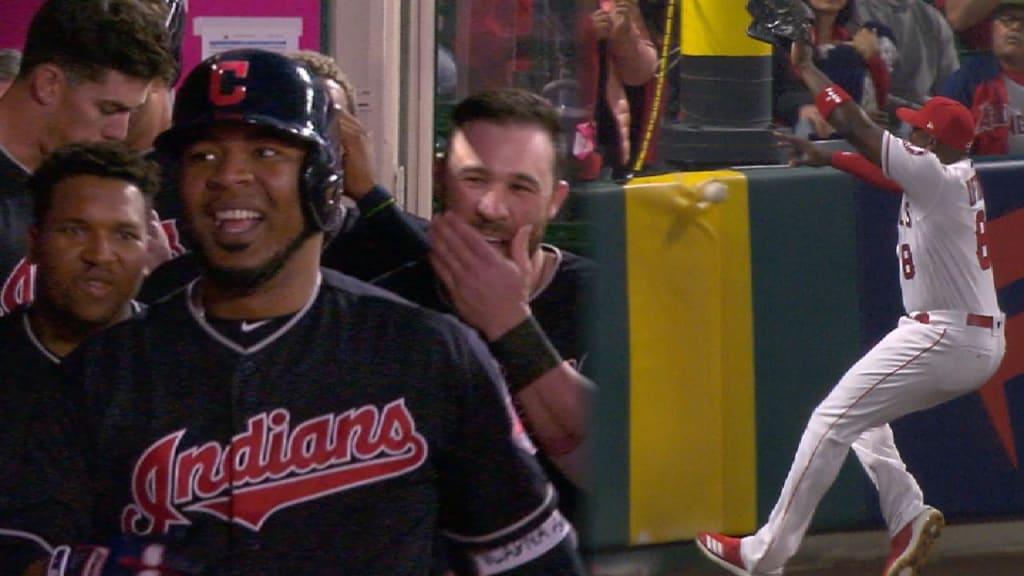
[154,49,343,232]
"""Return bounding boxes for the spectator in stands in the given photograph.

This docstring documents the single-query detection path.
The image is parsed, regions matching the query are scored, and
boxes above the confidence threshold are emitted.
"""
[573,0,658,180]
[941,0,1024,155]
[463,0,535,90]
[853,0,960,112]
[937,0,999,51]
[774,0,894,138]
[0,49,20,98]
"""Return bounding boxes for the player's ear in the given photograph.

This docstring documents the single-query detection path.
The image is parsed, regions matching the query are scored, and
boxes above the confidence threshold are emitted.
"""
[548,179,570,219]
[29,64,63,107]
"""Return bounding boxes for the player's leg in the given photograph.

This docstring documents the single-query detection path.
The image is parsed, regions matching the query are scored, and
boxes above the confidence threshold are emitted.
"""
[851,424,925,534]
[738,318,984,573]
[854,425,945,576]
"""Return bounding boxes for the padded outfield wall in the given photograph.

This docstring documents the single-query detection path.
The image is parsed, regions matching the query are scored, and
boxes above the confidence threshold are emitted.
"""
[579,160,1024,551]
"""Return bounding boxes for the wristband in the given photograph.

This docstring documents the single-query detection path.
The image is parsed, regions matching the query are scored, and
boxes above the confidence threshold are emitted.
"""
[356,185,395,219]
[815,84,852,120]
[488,316,563,393]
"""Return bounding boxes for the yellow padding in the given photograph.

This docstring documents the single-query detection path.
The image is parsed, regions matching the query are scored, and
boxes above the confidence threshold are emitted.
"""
[681,0,770,57]
[624,171,756,544]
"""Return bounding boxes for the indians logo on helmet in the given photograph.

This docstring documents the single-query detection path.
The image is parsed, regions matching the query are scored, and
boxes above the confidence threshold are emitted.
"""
[209,61,250,107]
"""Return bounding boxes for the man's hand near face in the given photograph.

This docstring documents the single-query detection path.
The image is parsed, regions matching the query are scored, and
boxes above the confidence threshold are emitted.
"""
[335,108,376,201]
[428,211,533,341]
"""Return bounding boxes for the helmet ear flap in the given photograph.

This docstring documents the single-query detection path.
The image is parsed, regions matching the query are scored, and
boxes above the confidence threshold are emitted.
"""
[300,142,345,232]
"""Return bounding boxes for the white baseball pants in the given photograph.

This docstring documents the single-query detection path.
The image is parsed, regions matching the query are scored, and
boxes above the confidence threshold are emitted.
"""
[741,313,1006,574]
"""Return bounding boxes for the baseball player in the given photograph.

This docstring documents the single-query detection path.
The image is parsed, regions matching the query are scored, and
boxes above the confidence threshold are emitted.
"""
[0,0,175,315]
[696,38,1006,576]
[136,50,430,303]
[0,142,156,572]
[375,89,595,524]
[0,49,586,576]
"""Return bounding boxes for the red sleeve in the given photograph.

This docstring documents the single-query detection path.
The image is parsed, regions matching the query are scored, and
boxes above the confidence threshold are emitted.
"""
[831,150,903,193]
[866,55,889,109]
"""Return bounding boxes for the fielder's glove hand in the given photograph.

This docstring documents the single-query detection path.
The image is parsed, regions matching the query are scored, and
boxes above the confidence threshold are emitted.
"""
[46,535,203,576]
[746,0,813,48]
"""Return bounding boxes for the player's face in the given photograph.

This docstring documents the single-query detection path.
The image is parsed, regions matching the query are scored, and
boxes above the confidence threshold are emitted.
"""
[48,69,154,148]
[994,9,1024,61]
[29,175,149,327]
[179,123,311,290]
[443,120,569,259]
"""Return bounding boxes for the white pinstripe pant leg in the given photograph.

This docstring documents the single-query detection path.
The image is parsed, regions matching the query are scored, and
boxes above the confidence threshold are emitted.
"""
[740,317,1003,574]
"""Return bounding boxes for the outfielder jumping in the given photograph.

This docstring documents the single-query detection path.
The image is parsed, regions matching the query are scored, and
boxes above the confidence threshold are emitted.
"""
[696,36,1007,576]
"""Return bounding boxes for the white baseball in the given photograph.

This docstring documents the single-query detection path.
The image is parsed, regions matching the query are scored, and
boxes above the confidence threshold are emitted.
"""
[700,180,729,203]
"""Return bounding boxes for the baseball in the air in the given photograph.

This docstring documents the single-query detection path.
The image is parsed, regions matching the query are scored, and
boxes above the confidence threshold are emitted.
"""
[700,180,729,204]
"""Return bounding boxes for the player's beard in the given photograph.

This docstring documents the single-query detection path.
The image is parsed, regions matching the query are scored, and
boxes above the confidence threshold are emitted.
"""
[194,225,316,294]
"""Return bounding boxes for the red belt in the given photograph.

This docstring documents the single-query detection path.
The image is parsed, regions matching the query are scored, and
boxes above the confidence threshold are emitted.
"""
[913,312,994,329]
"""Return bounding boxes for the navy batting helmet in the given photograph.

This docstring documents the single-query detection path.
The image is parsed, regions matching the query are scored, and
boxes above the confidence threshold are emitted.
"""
[154,49,343,232]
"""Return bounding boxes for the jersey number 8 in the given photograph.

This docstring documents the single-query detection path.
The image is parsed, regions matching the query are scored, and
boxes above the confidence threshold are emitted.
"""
[900,209,991,280]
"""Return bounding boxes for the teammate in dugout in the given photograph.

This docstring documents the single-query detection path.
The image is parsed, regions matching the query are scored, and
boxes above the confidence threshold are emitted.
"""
[0,49,586,576]
[136,49,431,301]
[0,143,158,572]
[696,37,1007,576]
[0,0,176,315]
[374,89,595,524]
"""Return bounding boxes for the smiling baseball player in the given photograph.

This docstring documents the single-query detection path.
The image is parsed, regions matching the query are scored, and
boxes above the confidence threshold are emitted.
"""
[697,36,1006,576]
[0,49,586,576]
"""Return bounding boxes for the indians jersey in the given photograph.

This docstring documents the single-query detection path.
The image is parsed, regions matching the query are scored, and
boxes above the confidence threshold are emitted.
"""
[3,271,580,575]
[881,131,1000,315]
[374,245,594,525]
[0,310,63,573]
[0,304,144,573]
[0,147,33,316]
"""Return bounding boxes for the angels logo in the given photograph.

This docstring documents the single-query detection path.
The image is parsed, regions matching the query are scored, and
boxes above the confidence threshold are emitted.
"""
[121,399,428,534]
[0,258,35,315]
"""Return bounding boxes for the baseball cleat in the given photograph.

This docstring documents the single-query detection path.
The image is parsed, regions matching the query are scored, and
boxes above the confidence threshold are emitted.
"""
[696,532,751,576]
[882,506,945,576]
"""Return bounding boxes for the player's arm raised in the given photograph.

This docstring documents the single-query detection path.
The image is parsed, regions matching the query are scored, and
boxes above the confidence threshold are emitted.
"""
[790,38,886,166]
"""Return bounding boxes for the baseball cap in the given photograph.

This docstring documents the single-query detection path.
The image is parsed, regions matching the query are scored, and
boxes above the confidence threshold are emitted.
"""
[895,97,975,152]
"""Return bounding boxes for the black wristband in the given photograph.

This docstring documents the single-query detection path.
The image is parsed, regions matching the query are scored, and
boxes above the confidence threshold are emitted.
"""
[488,316,563,393]
[355,185,394,218]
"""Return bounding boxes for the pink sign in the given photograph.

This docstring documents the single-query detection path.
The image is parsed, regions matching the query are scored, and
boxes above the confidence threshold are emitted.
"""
[0,0,45,50]
[0,0,321,78]
[181,0,322,83]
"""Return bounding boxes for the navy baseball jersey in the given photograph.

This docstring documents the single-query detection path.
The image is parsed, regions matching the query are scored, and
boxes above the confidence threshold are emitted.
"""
[374,245,594,525]
[0,304,145,573]
[0,148,33,315]
[0,309,63,573]
[3,271,581,575]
